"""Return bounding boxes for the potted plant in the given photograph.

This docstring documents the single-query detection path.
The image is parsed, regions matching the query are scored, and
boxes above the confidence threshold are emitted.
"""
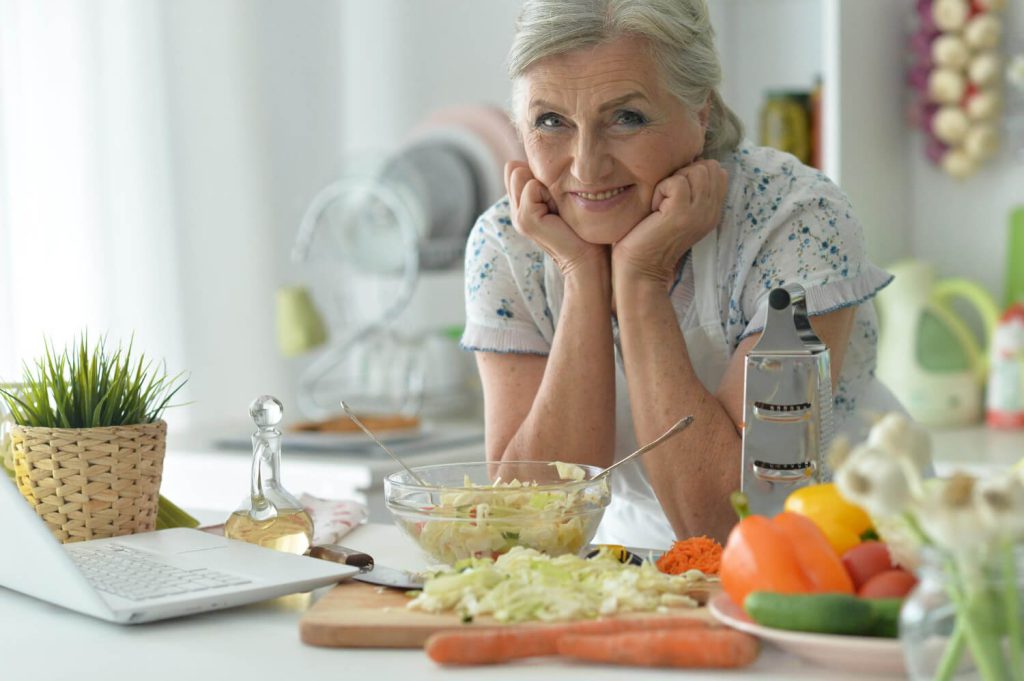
[0,334,196,542]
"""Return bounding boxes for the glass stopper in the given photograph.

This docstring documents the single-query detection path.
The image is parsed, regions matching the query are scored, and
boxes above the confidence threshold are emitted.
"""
[250,395,284,430]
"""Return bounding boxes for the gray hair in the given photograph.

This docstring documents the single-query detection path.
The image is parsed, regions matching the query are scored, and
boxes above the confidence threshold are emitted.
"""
[507,0,743,160]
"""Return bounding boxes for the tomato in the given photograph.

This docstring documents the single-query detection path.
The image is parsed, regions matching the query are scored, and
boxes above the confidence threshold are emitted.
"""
[841,541,894,590]
[858,568,918,598]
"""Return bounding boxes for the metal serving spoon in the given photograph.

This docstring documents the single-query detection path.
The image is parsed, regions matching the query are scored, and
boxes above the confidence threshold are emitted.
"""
[340,401,430,487]
[593,415,695,481]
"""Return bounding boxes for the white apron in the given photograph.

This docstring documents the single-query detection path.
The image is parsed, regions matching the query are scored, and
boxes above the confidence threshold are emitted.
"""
[592,230,731,548]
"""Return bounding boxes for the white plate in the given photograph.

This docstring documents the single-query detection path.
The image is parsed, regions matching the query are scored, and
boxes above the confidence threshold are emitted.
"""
[283,423,429,451]
[708,593,907,676]
[214,422,430,453]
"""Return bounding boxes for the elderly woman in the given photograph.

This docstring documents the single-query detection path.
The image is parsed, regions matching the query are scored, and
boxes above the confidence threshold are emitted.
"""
[461,0,899,546]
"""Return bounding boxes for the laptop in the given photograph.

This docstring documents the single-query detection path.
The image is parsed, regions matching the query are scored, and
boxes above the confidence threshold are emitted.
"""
[0,475,358,623]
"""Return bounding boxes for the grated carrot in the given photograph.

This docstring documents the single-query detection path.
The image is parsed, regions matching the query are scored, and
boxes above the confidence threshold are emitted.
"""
[656,536,723,575]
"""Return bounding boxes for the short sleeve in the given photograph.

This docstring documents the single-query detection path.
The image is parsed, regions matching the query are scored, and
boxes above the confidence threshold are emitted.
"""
[736,174,893,340]
[459,199,553,355]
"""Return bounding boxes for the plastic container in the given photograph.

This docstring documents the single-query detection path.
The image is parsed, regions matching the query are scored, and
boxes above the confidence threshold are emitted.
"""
[986,303,1024,428]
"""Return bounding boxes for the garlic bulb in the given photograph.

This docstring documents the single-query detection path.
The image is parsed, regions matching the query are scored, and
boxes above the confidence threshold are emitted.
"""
[928,68,967,104]
[963,124,999,161]
[917,473,992,551]
[835,444,914,518]
[967,52,1002,87]
[932,106,970,145]
[932,0,970,32]
[965,89,1002,121]
[941,148,978,179]
[964,14,1002,51]
[974,474,1024,540]
[866,413,932,474]
[931,35,970,70]
[928,68,966,104]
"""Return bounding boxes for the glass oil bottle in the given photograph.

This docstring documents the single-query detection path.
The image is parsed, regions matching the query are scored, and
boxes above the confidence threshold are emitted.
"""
[224,395,314,554]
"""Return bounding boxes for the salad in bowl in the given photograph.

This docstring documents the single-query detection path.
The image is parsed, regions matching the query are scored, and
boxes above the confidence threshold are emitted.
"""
[384,460,611,565]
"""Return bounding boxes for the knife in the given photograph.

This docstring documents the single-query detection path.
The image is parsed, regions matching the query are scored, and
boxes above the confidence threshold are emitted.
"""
[307,544,425,590]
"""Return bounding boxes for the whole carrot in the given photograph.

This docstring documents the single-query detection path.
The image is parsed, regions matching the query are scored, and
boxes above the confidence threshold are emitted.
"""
[556,628,759,668]
[425,616,708,665]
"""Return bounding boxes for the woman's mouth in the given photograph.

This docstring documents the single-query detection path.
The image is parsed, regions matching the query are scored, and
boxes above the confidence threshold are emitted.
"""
[569,185,634,211]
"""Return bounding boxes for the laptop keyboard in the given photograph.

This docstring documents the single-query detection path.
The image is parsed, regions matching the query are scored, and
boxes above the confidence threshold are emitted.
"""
[68,543,252,601]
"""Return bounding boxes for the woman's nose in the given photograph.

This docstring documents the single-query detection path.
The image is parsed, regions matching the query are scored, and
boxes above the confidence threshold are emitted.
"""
[570,131,613,185]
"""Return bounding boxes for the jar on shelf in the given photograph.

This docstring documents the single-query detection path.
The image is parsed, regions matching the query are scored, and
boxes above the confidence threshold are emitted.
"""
[900,546,1024,681]
[759,91,812,165]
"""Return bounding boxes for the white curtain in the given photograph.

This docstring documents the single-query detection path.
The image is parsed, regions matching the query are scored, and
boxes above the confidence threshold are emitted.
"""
[0,0,187,413]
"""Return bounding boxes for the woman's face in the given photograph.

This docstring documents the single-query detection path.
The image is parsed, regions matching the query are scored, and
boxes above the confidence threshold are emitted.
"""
[518,36,708,244]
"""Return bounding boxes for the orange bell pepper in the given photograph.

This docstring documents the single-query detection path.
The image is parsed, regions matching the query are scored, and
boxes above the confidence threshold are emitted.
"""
[783,482,873,557]
[720,493,854,609]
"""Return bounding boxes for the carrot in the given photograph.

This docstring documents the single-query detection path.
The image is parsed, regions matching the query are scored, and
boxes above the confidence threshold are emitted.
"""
[424,616,708,665]
[556,627,760,669]
[657,536,723,575]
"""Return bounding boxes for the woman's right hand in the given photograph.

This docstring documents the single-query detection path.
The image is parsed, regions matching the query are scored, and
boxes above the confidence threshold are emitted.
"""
[505,161,607,276]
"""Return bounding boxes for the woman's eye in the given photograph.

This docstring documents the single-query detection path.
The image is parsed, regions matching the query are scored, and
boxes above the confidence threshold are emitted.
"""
[535,113,564,130]
[614,110,647,127]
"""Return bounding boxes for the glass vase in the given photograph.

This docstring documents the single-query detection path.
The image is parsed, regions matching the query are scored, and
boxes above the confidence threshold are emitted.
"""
[901,545,1024,681]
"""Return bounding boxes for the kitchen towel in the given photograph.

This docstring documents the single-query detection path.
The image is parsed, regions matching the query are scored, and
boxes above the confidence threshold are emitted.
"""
[300,493,369,545]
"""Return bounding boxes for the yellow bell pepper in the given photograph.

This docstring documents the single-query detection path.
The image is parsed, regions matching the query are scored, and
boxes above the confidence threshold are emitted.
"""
[783,483,873,557]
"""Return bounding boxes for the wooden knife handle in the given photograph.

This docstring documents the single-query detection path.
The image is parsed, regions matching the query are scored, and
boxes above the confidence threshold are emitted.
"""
[307,544,374,571]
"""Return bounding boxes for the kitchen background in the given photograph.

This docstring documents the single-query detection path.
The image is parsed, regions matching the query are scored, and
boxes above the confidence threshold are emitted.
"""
[1,0,1023,436]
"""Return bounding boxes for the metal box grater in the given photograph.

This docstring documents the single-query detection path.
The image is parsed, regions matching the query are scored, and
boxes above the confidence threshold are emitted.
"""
[740,283,834,516]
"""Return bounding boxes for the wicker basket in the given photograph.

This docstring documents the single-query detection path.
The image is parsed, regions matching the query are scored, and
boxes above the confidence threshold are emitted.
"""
[10,420,167,543]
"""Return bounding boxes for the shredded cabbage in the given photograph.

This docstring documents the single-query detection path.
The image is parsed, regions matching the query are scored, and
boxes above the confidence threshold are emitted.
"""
[551,461,586,482]
[407,546,710,623]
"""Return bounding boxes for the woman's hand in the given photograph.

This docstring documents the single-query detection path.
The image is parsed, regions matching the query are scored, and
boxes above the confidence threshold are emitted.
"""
[505,161,607,276]
[612,159,729,288]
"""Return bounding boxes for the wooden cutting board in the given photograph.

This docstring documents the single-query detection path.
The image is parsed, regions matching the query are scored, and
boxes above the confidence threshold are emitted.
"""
[299,580,716,648]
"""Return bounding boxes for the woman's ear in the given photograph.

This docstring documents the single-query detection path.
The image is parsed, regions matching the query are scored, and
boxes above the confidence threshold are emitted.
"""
[698,96,712,132]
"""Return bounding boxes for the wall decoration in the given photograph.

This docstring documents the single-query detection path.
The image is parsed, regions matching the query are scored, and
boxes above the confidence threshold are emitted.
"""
[909,0,1008,179]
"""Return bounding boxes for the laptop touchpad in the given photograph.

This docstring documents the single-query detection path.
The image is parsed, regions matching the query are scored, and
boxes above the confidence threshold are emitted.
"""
[118,528,232,554]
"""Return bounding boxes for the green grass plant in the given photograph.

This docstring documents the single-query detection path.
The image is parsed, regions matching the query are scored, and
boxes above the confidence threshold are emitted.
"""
[0,333,187,428]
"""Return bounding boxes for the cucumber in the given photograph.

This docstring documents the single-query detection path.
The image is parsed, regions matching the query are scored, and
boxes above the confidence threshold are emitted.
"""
[744,591,875,635]
[865,598,903,638]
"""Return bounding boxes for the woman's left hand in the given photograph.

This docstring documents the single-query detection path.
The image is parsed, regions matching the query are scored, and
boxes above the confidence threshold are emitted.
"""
[612,159,729,288]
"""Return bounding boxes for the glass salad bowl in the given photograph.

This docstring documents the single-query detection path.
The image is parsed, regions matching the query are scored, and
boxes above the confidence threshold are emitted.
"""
[384,461,611,566]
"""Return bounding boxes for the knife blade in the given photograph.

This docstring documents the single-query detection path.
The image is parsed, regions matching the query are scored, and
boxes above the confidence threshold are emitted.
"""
[307,544,424,590]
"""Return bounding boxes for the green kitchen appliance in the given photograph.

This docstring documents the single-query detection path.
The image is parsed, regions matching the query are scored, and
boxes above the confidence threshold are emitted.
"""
[875,260,999,426]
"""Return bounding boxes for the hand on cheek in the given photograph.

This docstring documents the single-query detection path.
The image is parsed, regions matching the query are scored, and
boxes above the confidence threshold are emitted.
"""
[612,159,728,286]
[505,160,607,277]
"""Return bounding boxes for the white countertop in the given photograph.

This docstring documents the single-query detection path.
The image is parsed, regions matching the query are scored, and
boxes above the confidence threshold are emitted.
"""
[928,424,1024,475]
[0,523,896,681]
[159,420,486,519]
[12,421,1009,679]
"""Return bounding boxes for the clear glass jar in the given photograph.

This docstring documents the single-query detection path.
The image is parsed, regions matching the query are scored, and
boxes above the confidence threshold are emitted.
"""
[901,545,1024,681]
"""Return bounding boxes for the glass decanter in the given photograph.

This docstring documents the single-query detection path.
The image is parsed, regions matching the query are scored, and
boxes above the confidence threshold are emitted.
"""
[223,395,314,554]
